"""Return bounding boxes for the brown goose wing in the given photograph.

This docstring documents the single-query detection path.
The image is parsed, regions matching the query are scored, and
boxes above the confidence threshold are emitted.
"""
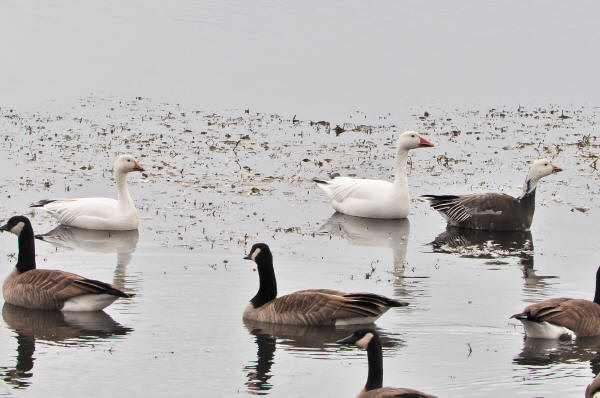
[260,290,404,326]
[361,387,437,398]
[7,269,130,310]
[512,298,600,337]
[422,193,518,224]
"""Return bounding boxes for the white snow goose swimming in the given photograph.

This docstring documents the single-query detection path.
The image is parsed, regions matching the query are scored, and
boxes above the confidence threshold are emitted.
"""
[31,154,144,231]
[0,216,134,311]
[337,329,437,398]
[422,159,562,231]
[511,265,600,339]
[243,243,408,326]
[314,131,434,219]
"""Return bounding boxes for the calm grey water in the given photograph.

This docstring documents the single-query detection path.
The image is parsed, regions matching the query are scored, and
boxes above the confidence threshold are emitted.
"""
[1,1,600,397]
[0,100,598,397]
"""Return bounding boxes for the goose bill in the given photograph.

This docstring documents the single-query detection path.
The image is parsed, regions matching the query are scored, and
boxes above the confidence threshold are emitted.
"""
[552,165,563,173]
[0,223,8,231]
[133,161,145,172]
[418,137,434,147]
[336,334,357,344]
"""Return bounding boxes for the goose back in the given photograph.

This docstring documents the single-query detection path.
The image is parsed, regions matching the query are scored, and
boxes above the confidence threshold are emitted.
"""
[358,386,437,398]
[3,268,132,311]
[422,191,535,231]
[244,289,406,326]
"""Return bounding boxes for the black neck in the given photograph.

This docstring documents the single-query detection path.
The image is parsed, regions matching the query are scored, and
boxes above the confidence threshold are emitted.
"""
[594,266,600,305]
[250,256,277,308]
[365,334,384,391]
[16,224,36,273]
[520,184,536,201]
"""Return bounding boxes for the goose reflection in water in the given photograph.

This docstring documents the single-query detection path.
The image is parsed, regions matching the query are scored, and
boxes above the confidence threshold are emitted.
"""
[320,214,417,298]
[35,225,139,288]
[0,303,132,389]
[243,320,402,395]
[430,227,556,296]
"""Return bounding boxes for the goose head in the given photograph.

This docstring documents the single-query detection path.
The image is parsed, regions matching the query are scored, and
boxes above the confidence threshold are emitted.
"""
[115,154,145,174]
[523,158,562,194]
[244,243,273,265]
[0,216,32,237]
[337,329,378,349]
[397,131,434,151]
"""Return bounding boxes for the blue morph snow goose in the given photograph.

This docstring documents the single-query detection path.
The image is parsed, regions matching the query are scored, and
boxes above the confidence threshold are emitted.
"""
[422,159,562,231]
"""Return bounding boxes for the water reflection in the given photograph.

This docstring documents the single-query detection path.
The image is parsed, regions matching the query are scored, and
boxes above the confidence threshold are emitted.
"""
[243,320,402,395]
[430,227,556,297]
[36,226,139,288]
[321,214,410,268]
[514,336,600,376]
[0,303,132,389]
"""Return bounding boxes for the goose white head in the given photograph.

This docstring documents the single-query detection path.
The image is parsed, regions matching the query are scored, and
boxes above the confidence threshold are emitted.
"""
[397,131,434,151]
[523,158,562,195]
[114,154,145,175]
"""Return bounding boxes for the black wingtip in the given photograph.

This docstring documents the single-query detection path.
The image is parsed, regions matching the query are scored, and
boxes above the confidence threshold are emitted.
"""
[30,199,56,208]
[390,300,410,307]
[313,178,328,185]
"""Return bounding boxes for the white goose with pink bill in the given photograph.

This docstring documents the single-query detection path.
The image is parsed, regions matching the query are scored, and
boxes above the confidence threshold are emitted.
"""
[314,131,434,219]
[422,159,562,231]
[0,216,134,312]
[30,154,145,231]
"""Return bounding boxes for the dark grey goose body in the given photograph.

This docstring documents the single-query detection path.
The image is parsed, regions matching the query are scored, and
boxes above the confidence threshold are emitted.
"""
[422,159,562,231]
[1,216,133,311]
[511,265,600,339]
[337,329,437,398]
[243,243,408,326]
[587,372,600,398]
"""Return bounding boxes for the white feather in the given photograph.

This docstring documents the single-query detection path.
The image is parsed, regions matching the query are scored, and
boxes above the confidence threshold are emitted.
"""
[62,294,119,312]
[520,320,575,339]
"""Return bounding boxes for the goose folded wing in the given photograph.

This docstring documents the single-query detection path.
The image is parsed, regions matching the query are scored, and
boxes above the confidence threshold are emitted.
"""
[15,269,129,301]
[272,290,386,325]
[512,298,600,336]
[423,193,517,223]
[325,178,390,203]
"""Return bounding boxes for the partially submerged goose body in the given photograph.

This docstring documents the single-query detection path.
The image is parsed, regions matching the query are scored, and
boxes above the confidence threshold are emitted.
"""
[31,154,144,230]
[1,216,134,311]
[422,159,562,231]
[511,265,600,339]
[243,243,407,326]
[315,131,433,219]
[337,329,437,398]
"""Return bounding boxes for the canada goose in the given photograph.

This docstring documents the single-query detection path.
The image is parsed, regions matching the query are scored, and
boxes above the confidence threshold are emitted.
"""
[337,329,437,398]
[0,216,134,311]
[511,265,600,339]
[243,243,408,326]
[422,159,562,231]
[586,372,600,398]
[314,131,434,219]
[30,154,145,230]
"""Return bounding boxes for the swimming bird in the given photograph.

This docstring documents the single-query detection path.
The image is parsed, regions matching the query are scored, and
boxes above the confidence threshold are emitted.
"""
[586,372,600,398]
[243,243,407,326]
[511,265,600,339]
[0,216,134,311]
[31,154,144,230]
[314,131,434,219]
[422,159,562,231]
[337,329,437,398]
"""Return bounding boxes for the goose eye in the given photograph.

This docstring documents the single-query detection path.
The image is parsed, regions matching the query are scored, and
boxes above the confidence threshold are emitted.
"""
[544,163,548,166]
[127,159,131,162]
[411,134,415,138]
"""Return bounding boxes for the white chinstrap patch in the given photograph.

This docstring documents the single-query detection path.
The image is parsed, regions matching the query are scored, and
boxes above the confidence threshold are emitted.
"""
[355,332,374,348]
[10,221,25,236]
[250,247,262,261]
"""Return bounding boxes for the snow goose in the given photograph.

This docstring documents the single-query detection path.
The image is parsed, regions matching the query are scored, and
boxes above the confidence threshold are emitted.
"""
[0,216,134,311]
[314,131,434,219]
[337,329,437,398]
[31,154,144,230]
[243,243,408,326]
[422,159,562,231]
[511,265,600,339]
